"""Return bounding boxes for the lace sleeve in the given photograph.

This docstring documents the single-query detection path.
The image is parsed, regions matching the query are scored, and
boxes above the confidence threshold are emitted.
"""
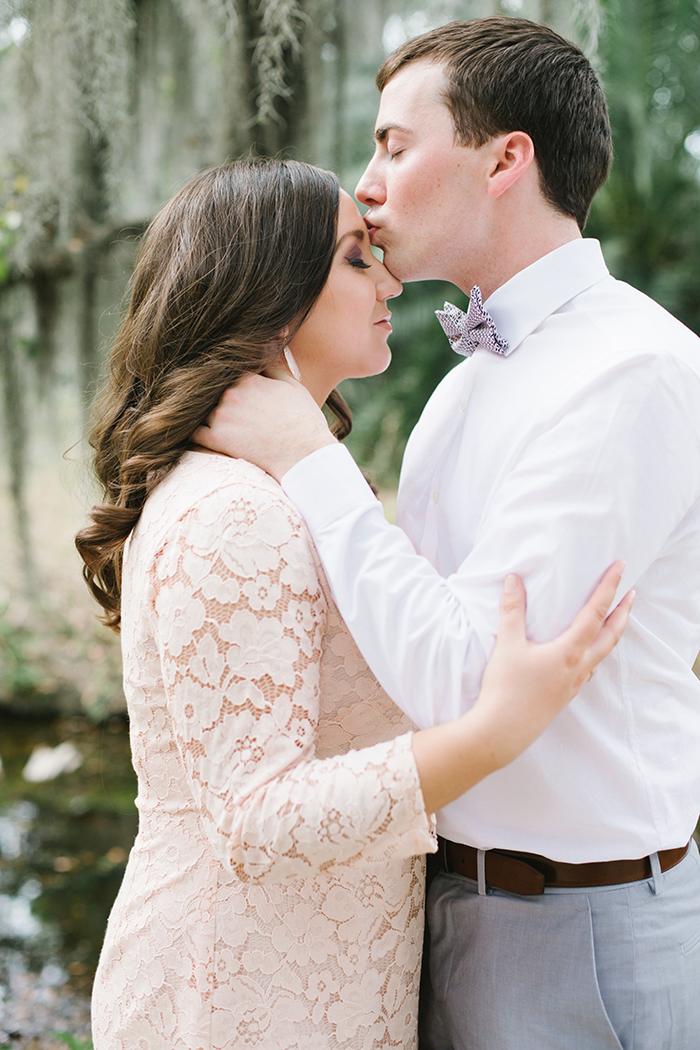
[152,481,434,882]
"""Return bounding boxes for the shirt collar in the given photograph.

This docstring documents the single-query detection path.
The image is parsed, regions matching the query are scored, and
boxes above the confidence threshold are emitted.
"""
[484,239,609,355]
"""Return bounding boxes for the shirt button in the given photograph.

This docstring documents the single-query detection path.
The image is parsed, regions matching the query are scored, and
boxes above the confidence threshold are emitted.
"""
[459,398,467,412]
[432,489,440,504]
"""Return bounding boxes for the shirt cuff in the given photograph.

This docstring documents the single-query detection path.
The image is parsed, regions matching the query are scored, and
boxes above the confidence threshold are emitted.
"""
[281,444,379,530]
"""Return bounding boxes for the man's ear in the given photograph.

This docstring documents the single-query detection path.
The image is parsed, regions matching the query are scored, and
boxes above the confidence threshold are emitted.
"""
[486,131,535,198]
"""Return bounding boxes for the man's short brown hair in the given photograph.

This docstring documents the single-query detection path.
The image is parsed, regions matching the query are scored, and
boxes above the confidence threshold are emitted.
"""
[377,17,612,230]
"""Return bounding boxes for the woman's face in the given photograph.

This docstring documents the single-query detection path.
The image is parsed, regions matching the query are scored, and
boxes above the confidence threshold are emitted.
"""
[288,190,402,404]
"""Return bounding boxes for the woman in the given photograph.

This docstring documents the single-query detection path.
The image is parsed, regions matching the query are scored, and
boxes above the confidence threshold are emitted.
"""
[76,158,631,1050]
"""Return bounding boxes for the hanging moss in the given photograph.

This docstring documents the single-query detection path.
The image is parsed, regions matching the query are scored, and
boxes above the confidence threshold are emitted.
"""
[0,0,605,713]
[0,322,33,581]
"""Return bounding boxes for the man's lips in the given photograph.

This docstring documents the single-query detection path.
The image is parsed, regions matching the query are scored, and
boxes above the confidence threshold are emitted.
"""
[365,221,381,247]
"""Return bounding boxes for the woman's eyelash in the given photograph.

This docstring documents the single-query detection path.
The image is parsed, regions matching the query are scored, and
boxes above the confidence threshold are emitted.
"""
[348,257,371,270]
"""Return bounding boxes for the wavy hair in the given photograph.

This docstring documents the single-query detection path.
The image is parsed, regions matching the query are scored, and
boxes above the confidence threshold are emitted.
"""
[76,158,346,630]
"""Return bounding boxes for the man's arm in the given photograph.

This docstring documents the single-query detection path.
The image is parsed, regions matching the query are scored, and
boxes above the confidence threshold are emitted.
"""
[195,353,700,728]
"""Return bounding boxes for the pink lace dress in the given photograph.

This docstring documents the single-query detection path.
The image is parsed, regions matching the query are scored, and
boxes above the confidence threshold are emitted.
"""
[91,452,435,1050]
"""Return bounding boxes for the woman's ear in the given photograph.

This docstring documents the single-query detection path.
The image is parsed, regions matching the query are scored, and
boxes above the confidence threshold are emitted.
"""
[487,131,536,199]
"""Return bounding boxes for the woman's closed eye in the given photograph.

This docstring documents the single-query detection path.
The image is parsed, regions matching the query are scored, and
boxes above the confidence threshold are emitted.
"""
[348,256,371,269]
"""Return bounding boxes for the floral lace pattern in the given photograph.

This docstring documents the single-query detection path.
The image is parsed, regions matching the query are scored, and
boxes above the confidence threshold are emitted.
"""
[91,452,435,1049]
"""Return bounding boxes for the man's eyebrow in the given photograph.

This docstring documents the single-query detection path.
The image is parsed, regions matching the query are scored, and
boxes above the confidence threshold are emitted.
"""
[334,229,367,251]
[374,123,410,143]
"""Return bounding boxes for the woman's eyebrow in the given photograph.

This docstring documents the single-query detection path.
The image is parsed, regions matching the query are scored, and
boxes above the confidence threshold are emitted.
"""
[334,229,366,252]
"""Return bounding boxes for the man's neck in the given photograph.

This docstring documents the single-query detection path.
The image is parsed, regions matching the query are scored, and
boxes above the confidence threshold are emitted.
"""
[460,217,582,302]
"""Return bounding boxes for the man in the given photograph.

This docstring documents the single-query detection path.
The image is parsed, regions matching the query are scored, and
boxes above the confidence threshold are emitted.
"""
[200,18,700,1049]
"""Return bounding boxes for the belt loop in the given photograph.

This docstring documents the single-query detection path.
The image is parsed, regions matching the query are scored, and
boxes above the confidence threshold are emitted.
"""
[649,851,663,896]
[477,849,487,896]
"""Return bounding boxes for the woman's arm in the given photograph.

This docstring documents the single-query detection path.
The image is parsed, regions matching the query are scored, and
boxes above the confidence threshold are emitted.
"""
[154,482,435,882]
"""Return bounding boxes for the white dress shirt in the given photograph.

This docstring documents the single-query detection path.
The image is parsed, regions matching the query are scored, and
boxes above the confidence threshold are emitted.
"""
[282,239,700,862]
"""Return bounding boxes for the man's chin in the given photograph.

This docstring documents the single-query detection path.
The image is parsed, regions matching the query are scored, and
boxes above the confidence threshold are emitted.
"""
[377,248,407,282]
[373,243,429,283]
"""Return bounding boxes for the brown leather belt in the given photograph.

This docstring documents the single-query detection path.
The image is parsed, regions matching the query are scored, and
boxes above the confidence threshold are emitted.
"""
[440,837,691,896]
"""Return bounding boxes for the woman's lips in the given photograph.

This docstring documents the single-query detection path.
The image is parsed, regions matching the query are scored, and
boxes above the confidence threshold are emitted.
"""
[374,314,392,332]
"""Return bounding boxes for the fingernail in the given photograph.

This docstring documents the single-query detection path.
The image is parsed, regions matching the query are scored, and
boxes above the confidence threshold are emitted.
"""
[619,560,627,574]
[504,574,518,593]
[628,589,636,603]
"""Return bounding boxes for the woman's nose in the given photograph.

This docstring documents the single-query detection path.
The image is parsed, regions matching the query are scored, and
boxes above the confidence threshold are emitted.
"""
[378,269,402,301]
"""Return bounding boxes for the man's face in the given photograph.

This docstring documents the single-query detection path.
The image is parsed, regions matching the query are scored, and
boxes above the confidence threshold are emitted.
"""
[355,58,492,285]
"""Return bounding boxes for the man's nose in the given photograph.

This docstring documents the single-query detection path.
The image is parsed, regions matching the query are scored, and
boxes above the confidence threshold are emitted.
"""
[355,159,384,208]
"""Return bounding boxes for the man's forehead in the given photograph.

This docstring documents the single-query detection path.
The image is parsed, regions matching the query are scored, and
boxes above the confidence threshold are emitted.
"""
[375,59,449,130]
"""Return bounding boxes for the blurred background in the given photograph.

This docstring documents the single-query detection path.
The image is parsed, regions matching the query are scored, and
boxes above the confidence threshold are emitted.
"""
[0,0,698,1044]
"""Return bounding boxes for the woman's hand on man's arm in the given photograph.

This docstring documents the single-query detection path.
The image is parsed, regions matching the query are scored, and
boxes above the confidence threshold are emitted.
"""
[411,562,633,815]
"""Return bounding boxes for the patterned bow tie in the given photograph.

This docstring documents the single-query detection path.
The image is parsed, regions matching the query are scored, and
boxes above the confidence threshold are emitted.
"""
[435,286,510,358]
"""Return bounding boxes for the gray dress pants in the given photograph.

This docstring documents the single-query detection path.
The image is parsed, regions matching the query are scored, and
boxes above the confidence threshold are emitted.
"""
[419,840,700,1050]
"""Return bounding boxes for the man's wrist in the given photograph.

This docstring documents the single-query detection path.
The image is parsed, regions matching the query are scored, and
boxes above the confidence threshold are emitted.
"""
[281,443,380,526]
[270,430,338,482]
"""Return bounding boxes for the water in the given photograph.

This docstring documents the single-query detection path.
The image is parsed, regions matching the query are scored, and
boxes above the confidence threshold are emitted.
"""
[0,712,137,1046]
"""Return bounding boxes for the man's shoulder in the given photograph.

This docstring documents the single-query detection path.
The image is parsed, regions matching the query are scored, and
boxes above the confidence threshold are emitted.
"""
[573,275,700,363]
[411,274,700,442]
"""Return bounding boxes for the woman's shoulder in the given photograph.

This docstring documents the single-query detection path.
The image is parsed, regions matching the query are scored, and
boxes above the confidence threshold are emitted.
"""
[133,451,318,574]
[146,451,299,524]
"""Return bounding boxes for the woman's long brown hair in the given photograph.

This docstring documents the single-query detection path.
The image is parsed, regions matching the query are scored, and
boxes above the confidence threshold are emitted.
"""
[76,158,349,631]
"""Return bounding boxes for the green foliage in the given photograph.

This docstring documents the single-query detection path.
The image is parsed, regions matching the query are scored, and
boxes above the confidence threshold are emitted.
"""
[0,607,42,697]
[588,0,700,334]
[0,219,16,283]
[53,1034,93,1050]
[0,167,27,283]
